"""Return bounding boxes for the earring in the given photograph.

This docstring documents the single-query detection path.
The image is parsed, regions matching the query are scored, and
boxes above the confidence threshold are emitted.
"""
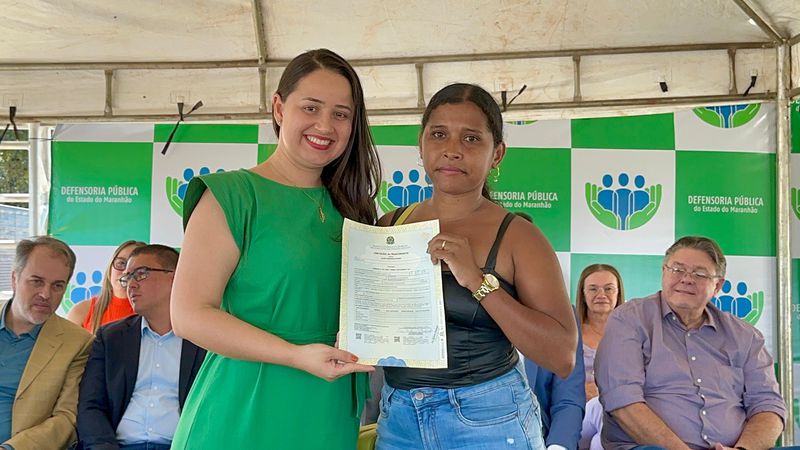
[488,166,501,183]
[416,153,424,167]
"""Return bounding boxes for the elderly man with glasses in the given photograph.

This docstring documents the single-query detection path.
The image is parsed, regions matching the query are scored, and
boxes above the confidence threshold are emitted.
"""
[594,236,785,450]
[76,244,205,450]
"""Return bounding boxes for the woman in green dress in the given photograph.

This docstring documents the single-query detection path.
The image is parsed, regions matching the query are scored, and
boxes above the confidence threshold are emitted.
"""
[170,49,381,449]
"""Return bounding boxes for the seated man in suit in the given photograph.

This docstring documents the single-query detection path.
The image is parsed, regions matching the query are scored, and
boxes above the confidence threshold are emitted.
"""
[524,310,585,450]
[0,236,93,450]
[77,244,206,450]
[595,236,785,450]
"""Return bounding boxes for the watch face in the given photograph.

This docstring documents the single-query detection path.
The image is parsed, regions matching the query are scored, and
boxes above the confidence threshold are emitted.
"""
[485,273,500,289]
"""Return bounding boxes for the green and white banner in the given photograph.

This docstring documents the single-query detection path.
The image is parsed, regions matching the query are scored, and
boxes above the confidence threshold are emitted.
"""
[50,104,781,359]
[789,100,800,429]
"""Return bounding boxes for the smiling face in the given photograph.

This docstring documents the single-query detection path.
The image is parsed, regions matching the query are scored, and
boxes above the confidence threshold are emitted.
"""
[420,102,504,197]
[272,69,354,172]
[662,248,724,322]
[582,270,620,316]
[9,246,71,334]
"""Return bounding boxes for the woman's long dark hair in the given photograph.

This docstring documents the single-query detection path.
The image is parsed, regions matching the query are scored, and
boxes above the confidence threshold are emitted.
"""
[420,83,504,200]
[273,49,382,224]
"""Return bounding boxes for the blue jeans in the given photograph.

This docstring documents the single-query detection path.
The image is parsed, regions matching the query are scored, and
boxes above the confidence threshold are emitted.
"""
[376,364,545,450]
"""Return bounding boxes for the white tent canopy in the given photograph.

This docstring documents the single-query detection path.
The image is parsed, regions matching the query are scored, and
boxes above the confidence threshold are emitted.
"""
[1,0,799,442]
[1,0,798,123]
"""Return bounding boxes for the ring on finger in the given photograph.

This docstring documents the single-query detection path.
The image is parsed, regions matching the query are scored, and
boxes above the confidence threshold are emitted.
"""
[441,240,447,250]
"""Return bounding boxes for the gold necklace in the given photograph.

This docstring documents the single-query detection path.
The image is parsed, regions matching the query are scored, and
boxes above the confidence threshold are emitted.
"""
[301,189,326,223]
[269,164,326,223]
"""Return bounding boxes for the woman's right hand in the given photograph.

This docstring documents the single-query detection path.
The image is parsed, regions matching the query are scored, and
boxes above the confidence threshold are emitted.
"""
[291,343,375,381]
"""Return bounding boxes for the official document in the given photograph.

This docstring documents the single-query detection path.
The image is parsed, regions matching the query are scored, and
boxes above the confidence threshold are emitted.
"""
[339,218,447,368]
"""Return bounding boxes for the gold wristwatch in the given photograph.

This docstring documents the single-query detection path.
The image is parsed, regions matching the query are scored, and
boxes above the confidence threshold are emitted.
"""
[472,273,500,302]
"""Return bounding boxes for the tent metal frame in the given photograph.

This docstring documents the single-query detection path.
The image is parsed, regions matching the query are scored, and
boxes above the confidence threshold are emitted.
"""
[0,41,789,123]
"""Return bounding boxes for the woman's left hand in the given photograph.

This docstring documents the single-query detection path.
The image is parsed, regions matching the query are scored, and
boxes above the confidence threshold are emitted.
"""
[428,232,484,292]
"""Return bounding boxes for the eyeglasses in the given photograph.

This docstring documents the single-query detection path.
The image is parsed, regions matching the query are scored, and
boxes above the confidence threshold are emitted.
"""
[111,257,127,271]
[119,266,174,288]
[584,286,618,296]
[663,264,720,282]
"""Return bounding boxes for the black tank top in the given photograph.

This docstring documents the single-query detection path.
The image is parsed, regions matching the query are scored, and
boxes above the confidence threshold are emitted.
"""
[384,206,520,389]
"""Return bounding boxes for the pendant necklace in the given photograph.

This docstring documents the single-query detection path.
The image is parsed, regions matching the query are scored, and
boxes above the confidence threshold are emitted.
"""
[302,189,327,223]
[269,163,326,223]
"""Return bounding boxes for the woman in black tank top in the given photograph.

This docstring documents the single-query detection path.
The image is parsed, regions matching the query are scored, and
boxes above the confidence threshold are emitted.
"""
[374,83,578,450]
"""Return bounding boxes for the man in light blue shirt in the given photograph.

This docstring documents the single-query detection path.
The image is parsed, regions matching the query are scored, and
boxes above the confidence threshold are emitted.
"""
[77,245,205,450]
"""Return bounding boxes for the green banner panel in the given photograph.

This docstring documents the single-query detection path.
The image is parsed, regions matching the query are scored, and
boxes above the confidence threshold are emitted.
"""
[258,144,277,163]
[675,151,775,256]
[792,259,800,362]
[371,125,421,146]
[569,253,664,303]
[49,142,152,244]
[571,114,675,150]
[792,101,800,153]
[154,124,259,144]
[492,147,571,251]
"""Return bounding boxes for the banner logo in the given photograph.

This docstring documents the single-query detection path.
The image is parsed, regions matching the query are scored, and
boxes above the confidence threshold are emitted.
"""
[692,104,760,128]
[792,187,800,221]
[166,167,224,217]
[711,280,764,325]
[585,173,662,230]
[61,269,103,313]
[377,169,433,213]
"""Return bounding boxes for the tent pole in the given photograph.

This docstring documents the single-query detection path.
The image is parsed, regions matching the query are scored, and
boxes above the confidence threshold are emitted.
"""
[251,0,267,66]
[104,70,114,117]
[27,124,39,237]
[415,63,425,108]
[252,0,268,113]
[731,0,783,43]
[776,41,794,445]
[728,48,738,94]
[572,56,582,102]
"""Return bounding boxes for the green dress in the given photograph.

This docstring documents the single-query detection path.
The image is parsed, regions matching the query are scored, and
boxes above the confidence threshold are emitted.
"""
[171,169,368,450]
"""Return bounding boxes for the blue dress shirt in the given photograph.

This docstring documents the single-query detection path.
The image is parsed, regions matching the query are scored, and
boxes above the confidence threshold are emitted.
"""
[524,312,585,450]
[0,301,42,447]
[115,318,182,445]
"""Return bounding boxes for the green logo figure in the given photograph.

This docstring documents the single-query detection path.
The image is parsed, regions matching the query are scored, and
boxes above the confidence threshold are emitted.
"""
[585,173,662,231]
[712,280,763,326]
[692,104,760,128]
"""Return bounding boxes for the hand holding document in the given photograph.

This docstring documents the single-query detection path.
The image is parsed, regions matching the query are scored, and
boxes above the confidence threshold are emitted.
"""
[339,218,447,368]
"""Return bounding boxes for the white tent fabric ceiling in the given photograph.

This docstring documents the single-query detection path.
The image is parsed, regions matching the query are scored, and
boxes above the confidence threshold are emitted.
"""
[0,0,798,122]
